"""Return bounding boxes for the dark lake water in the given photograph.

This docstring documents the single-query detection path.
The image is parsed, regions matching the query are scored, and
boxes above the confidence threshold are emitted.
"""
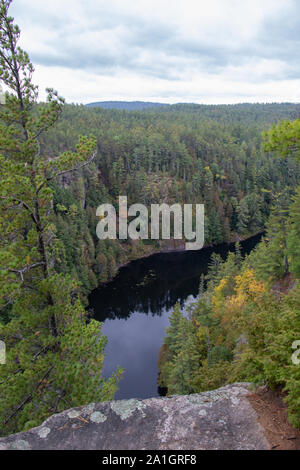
[89,233,263,400]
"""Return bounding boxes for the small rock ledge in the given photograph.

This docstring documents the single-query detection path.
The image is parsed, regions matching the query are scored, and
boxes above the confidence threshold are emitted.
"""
[0,383,270,450]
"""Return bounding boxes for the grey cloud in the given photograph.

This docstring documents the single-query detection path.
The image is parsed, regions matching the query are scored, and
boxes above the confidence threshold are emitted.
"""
[29,21,231,79]
[253,3,300,78]
[11,0,300,83]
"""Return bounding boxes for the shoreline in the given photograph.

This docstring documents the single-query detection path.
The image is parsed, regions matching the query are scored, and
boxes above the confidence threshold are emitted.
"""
[98,230,265,287]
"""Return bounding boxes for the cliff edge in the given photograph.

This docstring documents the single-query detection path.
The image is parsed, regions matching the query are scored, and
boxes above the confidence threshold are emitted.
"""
[0,383,271,450]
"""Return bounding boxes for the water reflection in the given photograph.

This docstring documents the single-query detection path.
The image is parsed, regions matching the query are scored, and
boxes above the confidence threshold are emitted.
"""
[89,233,263,399]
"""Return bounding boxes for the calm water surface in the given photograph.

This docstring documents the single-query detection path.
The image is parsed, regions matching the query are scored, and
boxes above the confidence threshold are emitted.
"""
[89,233,262,400]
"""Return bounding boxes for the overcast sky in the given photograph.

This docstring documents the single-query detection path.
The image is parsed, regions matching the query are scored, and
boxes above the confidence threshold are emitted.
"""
[8,0,300,104]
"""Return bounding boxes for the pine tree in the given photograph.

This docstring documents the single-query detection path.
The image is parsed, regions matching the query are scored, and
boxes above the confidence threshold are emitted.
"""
[0,0,122,435]
[164,303,184,356]
[287,187,300,277]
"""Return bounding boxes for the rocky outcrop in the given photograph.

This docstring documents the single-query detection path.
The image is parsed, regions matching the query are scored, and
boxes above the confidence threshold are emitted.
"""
[0,383,271,450]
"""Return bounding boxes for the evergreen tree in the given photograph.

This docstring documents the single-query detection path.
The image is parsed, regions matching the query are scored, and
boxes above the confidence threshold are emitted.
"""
[0,0,121,435]
[164,303,184,356]
[287,187,300,277]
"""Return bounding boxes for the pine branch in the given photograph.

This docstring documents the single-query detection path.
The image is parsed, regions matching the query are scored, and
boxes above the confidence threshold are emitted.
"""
[3,365,54,426]
[0,195,38,225]
[6,262,46,282]
[36,150,97,194]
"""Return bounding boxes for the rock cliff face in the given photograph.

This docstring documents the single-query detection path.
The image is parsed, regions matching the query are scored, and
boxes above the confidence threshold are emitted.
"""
[0,383,271,450]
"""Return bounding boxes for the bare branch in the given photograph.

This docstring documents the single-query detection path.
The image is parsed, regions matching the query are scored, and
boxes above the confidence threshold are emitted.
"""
[0,195,38,225]
[36,150,97,194]
[3,365,54,425]
[6,262,45,282]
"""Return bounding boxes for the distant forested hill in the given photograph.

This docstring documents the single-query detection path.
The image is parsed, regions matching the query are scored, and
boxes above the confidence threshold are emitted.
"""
[166,102,300,122]
[39,102,300,296]
[86,100,170,110]
[86,101,300,120]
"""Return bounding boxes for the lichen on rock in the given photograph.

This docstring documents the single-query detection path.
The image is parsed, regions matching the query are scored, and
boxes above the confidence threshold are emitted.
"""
[110,399,147,420]
[0,383,271,450]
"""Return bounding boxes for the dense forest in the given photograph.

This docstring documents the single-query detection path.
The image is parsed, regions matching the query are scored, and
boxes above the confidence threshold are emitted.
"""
[1,0,300,438]
[38,101,300,297]
[158,119,300,428]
